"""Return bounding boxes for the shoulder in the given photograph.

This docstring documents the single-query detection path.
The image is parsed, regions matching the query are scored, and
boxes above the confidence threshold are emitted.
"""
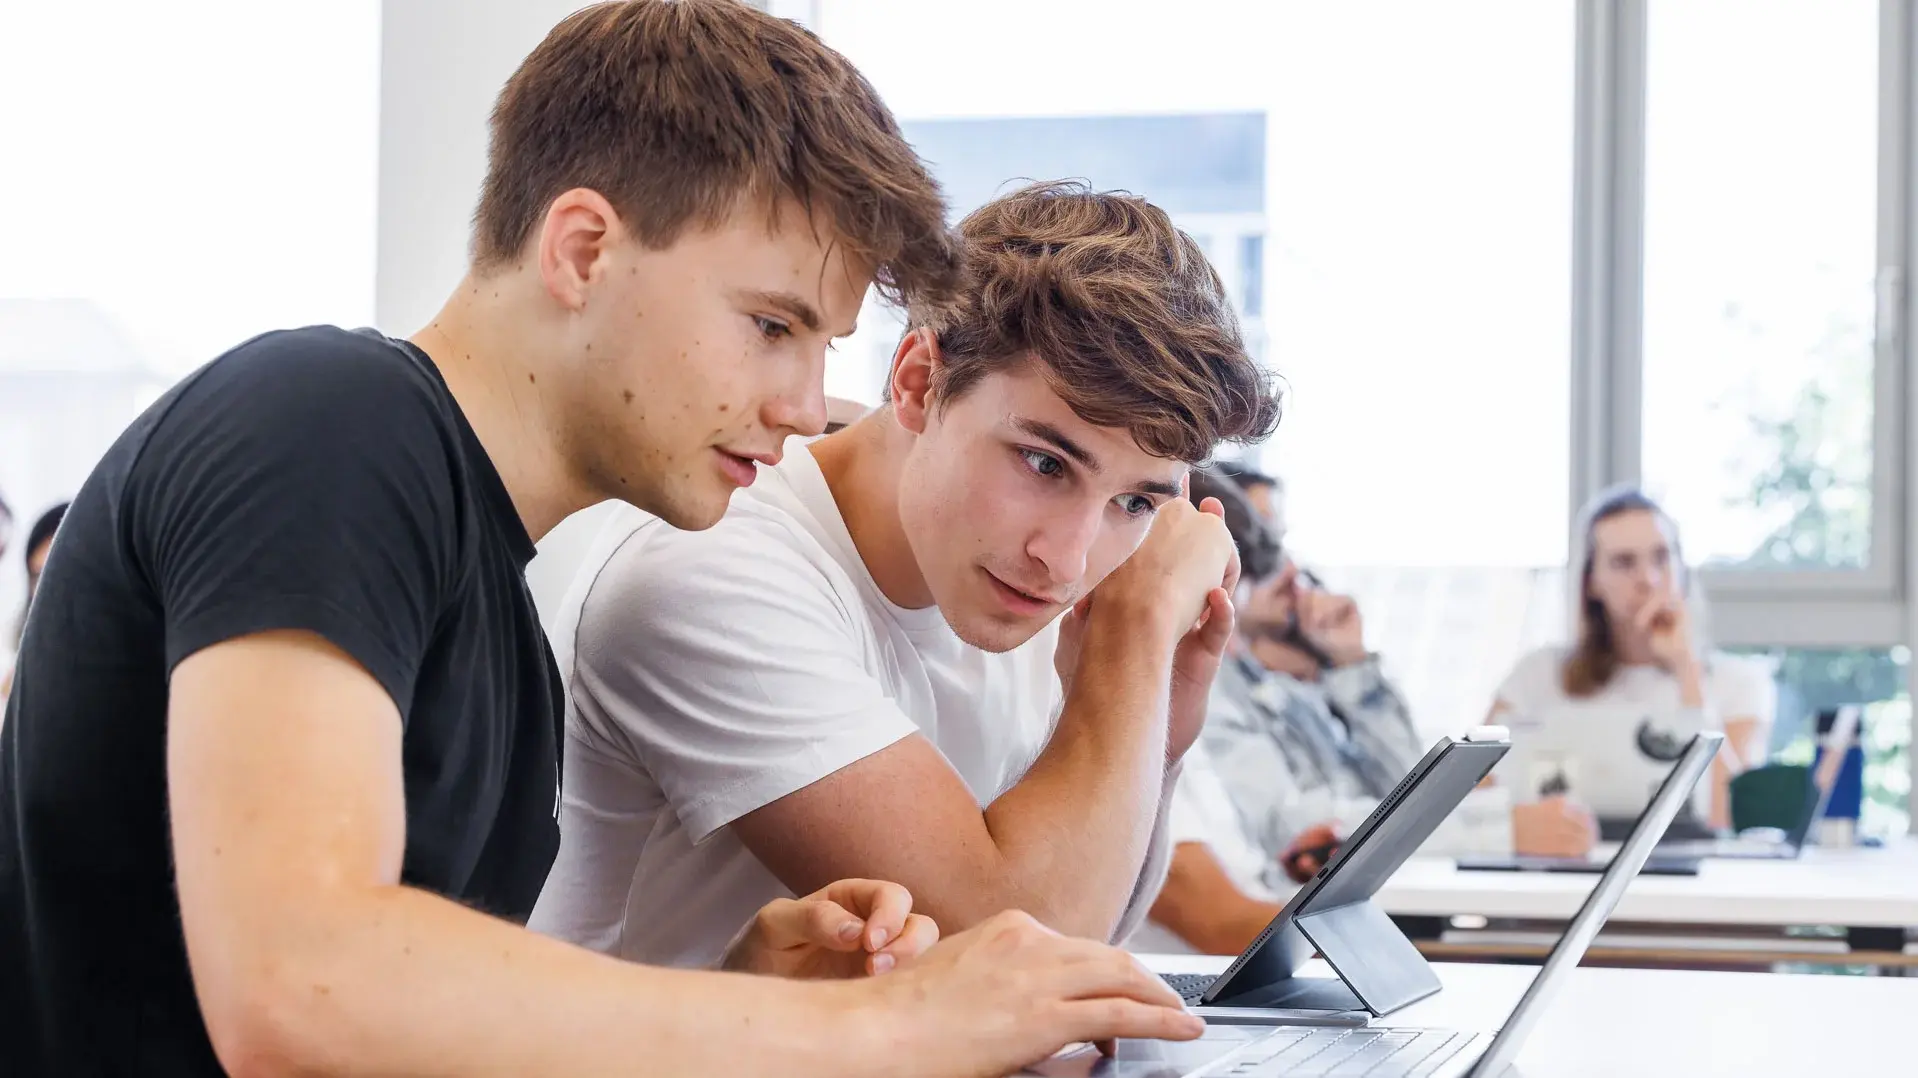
[574,496,864,655]
[167,327,452,447]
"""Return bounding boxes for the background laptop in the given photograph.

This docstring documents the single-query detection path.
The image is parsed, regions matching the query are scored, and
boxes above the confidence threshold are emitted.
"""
[1032,731,1724,1078]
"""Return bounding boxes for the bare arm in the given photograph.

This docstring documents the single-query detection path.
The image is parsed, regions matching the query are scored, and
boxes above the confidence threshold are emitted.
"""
[735,605,1180,941]
[1146,843,1282,956]
[734,500,1236,942]
[169,634,1204,1076]
[170,631,915,1078]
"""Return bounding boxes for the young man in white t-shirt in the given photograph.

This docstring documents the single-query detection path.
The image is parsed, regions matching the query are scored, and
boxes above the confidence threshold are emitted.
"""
[530,182,1283,966]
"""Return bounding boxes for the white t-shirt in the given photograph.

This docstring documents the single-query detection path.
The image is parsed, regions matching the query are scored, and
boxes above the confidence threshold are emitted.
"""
[529,439,1170,967]
[1490,646,1776,818]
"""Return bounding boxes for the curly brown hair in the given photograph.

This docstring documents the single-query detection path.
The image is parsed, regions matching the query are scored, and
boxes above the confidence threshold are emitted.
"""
[473,0,960,311]
[909,181,1282,462]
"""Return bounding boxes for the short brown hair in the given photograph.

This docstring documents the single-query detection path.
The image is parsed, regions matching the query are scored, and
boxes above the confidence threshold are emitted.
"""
[474,0,959,310]
[913,180,1281,462]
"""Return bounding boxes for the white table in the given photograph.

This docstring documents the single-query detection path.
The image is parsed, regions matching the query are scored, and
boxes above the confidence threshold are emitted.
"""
[1375,839,1918,965]
[1106,955,1918,1076]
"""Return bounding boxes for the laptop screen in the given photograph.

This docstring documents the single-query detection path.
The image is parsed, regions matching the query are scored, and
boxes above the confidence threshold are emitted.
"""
[1467,731,1723,1077]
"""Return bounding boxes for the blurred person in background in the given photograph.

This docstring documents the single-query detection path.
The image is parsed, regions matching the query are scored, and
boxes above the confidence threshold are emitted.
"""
[1139,467,1424,955]
[1225,464,1283,537]
[2,503,67,706]
[1487,486,1774,858]
[14,502,67,646]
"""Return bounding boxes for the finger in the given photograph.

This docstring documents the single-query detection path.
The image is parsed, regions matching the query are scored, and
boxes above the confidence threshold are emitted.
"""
[1061,999,1206,1045]
[1196,588,1235,654]
[1198,495,1225,520]
[1218,529,1242,595]
[790,898,865,953]
[820,878,914,952]
[1634,599,1662,634]
[872,913,941,973]
[1045,944,1188,1009]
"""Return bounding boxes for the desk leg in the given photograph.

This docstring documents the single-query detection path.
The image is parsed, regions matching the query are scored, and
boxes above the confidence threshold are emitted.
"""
[1845,926,1909,974]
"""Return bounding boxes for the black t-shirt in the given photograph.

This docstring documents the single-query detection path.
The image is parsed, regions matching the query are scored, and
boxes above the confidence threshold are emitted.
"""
[0,327,564,1076]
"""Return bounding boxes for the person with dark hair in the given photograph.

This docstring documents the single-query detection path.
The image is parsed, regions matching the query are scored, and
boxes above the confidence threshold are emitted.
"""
[0,502,64,707]
[0,5,1203,1076]
[1134,467,1423,956]
[13,502,66,646]
[532,181,1280,968]
[1221,464,1282,533]
[3,500,69,701]
[1487,486,1773,858]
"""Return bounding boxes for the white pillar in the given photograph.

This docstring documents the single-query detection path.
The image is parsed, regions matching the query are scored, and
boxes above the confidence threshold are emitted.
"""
[376,0,624,624]
[375,0,589,337]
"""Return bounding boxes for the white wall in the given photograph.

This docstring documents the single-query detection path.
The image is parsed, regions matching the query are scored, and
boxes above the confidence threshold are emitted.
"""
[377,0,626,622]
[376,0,591,338]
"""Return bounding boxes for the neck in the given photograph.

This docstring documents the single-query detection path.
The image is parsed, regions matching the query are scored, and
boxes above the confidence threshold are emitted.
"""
[410,273,593,544]
[810,411,932,609]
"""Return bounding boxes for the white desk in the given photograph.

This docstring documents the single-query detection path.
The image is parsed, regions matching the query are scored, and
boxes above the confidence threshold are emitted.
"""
[1380,836,1918,959]
[1113,955,1918,1077]
[1379,839,1918,929]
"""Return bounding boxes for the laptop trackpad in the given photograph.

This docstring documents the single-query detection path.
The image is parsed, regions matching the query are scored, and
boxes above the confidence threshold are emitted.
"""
[1214,976,1366,1014]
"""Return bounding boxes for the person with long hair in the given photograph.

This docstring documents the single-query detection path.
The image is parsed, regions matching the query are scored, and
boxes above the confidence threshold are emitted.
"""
[1488,486,1774,857]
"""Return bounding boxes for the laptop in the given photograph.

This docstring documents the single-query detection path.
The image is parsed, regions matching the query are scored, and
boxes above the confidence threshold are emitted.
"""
[1161,729,1512,1022]
[1495,703,1713,821]
[1031,731,1724,1078]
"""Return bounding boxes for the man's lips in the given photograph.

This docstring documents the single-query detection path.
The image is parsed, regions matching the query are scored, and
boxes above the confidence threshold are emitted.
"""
[984,570,1066,613]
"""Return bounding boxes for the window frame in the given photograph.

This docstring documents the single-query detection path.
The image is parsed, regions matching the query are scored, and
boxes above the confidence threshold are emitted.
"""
[1575,0,1918,828]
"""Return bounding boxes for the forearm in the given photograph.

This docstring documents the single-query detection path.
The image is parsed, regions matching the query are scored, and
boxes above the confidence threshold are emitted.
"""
[979,610,1177,939]
[217,884,884,1078]
[1148,846,1283,957]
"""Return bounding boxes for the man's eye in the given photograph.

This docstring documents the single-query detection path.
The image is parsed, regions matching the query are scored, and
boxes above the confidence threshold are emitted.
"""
[1020,449,1064,478]
[754,316,791,340]
[1118,495,1156,517]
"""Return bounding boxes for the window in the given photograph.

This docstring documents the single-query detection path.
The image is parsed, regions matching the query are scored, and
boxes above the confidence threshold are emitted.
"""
[1639,2,1883,571]
[1256,4,1575,570]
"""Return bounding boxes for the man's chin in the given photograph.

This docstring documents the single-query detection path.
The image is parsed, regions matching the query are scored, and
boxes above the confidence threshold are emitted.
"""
[636,484,735,533]
[943,606,1056,655]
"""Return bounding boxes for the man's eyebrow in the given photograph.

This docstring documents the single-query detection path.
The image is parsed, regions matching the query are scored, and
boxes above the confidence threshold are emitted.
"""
[1012,417,1098,471]
[739,289,825,333]
[1132,477,1185,499]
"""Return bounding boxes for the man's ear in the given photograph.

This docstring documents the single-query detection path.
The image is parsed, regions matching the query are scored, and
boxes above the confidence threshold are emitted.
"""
[536,187,622,312]
[889,328,941,435]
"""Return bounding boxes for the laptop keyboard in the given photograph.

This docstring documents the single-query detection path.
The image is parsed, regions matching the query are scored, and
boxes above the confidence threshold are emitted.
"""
[1214,1027,1484,1077]
[1162,972,1214,1004]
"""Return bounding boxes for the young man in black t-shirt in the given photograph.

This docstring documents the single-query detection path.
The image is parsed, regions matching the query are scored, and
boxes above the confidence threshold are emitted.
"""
[0,3,1203,1076]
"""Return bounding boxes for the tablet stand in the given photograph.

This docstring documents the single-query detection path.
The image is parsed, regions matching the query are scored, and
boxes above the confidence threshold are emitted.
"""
[1293,897,1442,1016]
